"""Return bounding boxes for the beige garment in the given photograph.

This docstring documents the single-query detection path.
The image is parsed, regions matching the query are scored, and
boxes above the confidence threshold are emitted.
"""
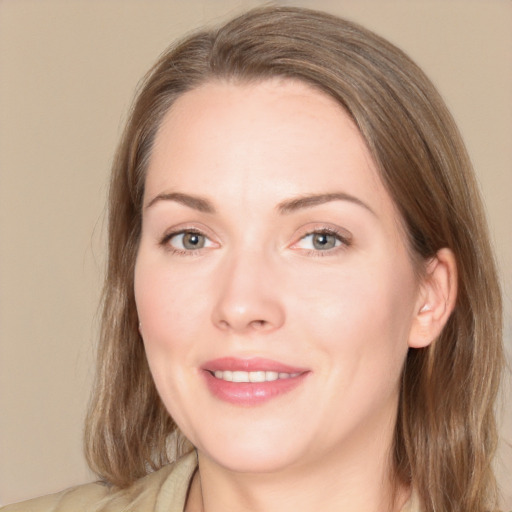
[0,452,197,512]
[1,451,420,511]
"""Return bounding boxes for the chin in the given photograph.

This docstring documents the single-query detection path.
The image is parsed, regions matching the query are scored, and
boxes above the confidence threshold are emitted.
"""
[207,447,301,474]
[194,428,308,474]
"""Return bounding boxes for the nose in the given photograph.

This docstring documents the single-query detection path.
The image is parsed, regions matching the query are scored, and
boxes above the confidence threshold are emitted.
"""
[211,250,285,333]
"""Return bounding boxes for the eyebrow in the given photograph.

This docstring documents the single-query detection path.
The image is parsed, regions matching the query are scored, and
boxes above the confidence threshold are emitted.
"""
[145,191,374,216]
[277,192,375,216]
[145,192,216,213]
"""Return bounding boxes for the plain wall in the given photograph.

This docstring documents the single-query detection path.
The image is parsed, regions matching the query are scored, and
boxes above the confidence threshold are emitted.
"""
[0,0,510,507]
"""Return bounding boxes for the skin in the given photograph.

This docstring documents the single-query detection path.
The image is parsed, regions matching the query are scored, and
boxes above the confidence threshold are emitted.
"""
[134,78,456,512]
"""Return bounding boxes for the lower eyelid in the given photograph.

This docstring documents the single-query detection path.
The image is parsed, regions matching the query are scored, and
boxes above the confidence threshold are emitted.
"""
[294,230,351,249]
[160,229,218,253]
[159,226,350,254]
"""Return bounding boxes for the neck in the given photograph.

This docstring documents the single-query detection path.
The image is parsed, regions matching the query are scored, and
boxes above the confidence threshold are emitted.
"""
[186,417,410,512]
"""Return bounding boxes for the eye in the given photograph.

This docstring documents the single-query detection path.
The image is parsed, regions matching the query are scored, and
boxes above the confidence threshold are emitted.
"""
[297,232,340,251]
[293,228,351,253]
[163,229,215,252]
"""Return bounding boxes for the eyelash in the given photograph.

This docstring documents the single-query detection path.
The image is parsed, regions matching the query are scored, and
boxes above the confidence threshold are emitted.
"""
[160,227,211,256]
[159,226,352,256]
[293,227,352,257]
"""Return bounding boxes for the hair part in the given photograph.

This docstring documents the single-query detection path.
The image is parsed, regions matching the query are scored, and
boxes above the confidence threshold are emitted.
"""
[84,7,504,511]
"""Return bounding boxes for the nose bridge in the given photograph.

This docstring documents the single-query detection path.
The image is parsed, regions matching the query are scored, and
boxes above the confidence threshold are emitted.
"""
[211,245,285,333]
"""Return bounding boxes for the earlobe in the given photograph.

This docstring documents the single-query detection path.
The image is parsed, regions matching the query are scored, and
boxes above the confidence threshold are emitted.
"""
[408,248,458,349]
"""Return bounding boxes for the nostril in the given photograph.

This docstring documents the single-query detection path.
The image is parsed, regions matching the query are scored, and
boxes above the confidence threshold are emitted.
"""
[218,319,230,330]
[251,320,267,330]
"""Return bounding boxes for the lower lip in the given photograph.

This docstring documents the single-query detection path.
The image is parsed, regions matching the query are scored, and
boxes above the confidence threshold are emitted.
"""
[202,371,308,406]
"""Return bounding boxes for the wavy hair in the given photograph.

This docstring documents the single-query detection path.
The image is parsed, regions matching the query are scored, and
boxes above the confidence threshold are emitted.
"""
[84,7,504,511]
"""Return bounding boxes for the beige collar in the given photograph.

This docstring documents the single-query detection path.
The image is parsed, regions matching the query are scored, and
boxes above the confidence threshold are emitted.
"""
[155,452,422,512]
[400,488,421,512]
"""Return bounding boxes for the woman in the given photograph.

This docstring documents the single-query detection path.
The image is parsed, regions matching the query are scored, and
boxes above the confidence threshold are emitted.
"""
[2,6,504,512]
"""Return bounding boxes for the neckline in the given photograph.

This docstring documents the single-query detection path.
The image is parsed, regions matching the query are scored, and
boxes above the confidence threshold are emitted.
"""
[154,451,420,512]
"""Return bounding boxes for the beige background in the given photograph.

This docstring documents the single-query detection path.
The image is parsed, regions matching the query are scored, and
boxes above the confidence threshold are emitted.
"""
[0,0,510,507]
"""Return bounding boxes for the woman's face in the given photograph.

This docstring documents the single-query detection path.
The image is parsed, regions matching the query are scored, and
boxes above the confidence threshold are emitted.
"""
[135,79,423,473]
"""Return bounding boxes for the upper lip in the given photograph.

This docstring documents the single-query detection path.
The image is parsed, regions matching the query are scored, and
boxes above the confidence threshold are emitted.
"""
[201,357,308,374]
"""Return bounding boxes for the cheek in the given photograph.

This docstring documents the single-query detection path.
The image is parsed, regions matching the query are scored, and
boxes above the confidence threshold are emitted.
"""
[134,256,208,425]
[134,255,206,383]
[293,255,417,373]
[136,254,205,335]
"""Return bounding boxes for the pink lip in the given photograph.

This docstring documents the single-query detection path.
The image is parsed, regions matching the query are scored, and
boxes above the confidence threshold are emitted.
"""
[201,357,310,406]
[202,357,307,374]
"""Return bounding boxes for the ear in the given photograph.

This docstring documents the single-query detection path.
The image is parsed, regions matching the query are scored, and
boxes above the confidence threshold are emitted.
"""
[408,248,458,349]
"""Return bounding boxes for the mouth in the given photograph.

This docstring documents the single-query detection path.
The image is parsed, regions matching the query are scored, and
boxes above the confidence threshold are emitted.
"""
[201,357,309,406]
[211,370,302,382]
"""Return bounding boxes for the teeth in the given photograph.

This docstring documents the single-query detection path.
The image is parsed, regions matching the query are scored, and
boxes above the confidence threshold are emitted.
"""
[249,371,266,382]
[213,370,300,382]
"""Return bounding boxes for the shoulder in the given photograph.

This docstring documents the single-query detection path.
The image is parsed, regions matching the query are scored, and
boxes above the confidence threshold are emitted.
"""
[400,488,421,512]
[1,451,198,512]
[0,482,108,512]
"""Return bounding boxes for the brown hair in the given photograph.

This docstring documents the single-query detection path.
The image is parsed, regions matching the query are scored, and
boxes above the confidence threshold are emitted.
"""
[84,6,504,511]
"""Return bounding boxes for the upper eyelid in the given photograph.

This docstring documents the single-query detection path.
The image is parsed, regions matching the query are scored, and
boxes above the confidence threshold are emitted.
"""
[157,223,352,248]
[161,229,217,254]
[293,224,353,243]
[165,226,205,237]
[301,230,345,242]
[161,228,203,243]
[160,224,214,241]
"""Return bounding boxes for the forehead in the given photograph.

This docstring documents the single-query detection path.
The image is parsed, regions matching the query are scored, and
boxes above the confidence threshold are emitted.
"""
[152,78,363,156]
[146,78,390,217]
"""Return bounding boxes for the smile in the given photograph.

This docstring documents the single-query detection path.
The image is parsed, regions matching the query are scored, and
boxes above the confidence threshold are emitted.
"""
[202,357,309,406]
[212,370,301,382]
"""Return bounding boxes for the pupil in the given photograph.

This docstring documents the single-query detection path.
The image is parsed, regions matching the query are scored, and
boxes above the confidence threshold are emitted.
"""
[313,233,335,250]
